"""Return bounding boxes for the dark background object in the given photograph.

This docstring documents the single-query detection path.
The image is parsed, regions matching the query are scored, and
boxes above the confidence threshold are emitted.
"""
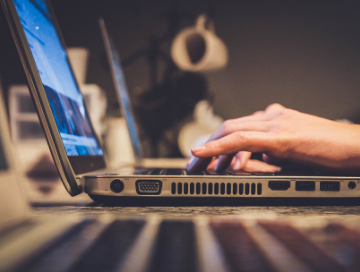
[2,0,360,157]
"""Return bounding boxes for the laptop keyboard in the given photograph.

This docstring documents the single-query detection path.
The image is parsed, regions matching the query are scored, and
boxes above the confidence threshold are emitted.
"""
[134,166,345,176]
[134,167,256,176]
[134,168,188,176]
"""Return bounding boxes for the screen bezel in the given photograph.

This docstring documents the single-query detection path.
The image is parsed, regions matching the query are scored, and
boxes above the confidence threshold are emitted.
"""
[1,0,106,196]
[0,81,10,173]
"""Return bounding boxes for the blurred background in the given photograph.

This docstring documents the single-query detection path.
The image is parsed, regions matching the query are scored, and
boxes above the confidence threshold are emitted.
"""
[1,0,360,159]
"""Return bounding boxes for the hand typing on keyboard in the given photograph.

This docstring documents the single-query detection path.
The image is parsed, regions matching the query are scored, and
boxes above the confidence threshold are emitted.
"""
[187,103,360,174]
[187,154,281,173]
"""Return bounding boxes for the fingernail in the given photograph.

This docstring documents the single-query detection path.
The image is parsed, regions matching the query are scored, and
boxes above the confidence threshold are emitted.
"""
[192,145,206,153]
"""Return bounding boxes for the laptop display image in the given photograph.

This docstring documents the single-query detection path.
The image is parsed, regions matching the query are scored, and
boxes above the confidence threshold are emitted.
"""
[13,0,102,157]
[2,0,360,205]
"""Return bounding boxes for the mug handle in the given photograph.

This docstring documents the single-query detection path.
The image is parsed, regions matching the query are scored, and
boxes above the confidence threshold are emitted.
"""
[196,14,215,33]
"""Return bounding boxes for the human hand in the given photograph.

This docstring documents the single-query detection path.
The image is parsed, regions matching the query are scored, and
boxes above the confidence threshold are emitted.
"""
[187,103,360,174]
[187,151,281,173]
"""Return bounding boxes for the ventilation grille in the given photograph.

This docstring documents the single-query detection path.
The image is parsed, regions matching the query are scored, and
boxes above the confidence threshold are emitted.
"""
[171,182,262,196]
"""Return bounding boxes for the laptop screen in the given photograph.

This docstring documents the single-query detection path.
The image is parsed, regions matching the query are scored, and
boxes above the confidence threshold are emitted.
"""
[100,20,143,161]
[14,0,103,156]
[0,131,8,171]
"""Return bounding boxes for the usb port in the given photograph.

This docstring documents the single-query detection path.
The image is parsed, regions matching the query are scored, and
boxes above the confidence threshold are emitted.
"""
[296,181,315,191]
[268,181,290,190]
[136,180,162,195]
[320,181,340,191]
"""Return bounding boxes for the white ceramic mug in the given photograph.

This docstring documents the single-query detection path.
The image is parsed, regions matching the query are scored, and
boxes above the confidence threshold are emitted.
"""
[67,47,89,84]
[171,14,228,72]
[105,117,135,168]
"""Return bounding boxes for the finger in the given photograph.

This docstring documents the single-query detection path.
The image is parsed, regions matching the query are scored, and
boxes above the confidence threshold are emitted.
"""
[207,120,272,144]
[233,151,252,170]
[203,106,284,144]
[215,153,236,172]
[264,103,286,113]
[207,157,219,169]
[243,159,281,173]
[186,156,213,173]
[187,156,195,167]
[262,154,289,166]
[192,131,273,158]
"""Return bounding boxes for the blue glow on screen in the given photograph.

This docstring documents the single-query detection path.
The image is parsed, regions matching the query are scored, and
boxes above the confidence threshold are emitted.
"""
[14,0,103,156]
[109,39,143,160]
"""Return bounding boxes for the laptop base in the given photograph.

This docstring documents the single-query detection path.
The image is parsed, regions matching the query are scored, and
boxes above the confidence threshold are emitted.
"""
[88,195,360,206]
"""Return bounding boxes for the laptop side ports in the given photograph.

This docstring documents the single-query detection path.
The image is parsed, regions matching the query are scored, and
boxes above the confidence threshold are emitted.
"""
[268,181,290,190]
[136,180,162,195]
[320,181,340,191]
[110,179,124,193]
[295,181,315,191]
[348,181,356,189]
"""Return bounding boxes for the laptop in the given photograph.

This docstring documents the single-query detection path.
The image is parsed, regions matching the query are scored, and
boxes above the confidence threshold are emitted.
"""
[2,0,360,205]
[98,18,187,170]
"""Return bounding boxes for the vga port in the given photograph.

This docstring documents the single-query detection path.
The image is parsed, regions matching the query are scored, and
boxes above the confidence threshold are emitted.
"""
[136,180,162,195]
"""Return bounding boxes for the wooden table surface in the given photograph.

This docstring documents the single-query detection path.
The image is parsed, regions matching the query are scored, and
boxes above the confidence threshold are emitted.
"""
[31,203,360,221]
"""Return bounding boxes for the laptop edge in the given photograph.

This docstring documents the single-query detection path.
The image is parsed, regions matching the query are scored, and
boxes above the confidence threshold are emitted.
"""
[1,0,106,196]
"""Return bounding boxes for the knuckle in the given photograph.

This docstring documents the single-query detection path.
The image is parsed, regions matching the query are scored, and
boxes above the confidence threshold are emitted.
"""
[280,108,295,118]
[234,131,248,143]
[220,120,234,135]
[209,141,222,151]
[266,103,282,111]
[271,107,293,120]
[252,110,264,116]
[266,103,287,115]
